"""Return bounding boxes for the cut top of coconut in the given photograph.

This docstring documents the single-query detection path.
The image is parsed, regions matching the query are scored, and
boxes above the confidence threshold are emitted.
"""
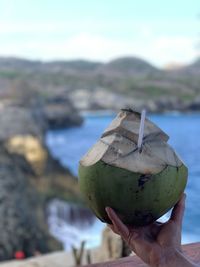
[101,110,169,143]
[80,110,183,174]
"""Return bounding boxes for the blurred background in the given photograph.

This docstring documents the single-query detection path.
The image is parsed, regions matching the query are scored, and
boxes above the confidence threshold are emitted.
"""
[0,0,200,265]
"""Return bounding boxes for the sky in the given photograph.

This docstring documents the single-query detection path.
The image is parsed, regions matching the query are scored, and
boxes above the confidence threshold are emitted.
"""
[0,0,199,67]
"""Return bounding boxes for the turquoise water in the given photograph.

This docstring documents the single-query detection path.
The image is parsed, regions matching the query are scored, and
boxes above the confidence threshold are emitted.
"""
[46,113,200,247]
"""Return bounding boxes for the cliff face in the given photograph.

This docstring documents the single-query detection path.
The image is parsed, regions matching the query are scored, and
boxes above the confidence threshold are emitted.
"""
[0,102,83,260]
[0,145,50,260]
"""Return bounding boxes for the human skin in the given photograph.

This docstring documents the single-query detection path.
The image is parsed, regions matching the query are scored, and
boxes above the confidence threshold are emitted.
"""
[106,194,199,267]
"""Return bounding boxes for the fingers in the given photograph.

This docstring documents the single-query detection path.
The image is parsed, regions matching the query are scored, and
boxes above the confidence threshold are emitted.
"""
[107,222,137,253]
[105,207,154,258]
[105,207,140,252]
[170,193,186,227]
[105,207,130,238]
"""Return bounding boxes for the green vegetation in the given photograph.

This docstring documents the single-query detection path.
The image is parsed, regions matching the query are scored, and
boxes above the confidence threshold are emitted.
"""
[0,70,25,79]
[0,56,199,106]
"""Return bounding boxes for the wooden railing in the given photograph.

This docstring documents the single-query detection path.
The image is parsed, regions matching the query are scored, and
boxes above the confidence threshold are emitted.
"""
[84,243,200,267]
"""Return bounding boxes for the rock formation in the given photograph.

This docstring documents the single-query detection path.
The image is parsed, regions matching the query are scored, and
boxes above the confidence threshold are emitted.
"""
[0,101,83,260]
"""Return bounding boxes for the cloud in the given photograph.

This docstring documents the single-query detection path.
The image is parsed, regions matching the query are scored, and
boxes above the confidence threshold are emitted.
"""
[141,36,199,66]
[0,20,150,36]
[0,22,68,34]
[0,31,198,67]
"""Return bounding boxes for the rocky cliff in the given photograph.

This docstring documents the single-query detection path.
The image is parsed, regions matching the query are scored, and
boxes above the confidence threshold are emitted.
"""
[0,100,83,260]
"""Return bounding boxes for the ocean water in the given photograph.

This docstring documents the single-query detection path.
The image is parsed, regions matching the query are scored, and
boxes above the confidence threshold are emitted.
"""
[46,112,200,249]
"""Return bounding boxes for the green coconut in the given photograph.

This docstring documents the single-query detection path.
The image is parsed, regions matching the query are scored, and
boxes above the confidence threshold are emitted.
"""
[78,110,188,226]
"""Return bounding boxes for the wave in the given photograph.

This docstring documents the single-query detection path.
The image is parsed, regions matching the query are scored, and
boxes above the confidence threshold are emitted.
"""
[46,199,104,250]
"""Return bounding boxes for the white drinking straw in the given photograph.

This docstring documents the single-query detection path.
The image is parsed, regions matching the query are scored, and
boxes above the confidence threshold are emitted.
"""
[137,109,146,151]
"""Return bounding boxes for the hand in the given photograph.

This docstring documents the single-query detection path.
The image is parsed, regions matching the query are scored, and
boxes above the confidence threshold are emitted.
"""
[106,194,198,267]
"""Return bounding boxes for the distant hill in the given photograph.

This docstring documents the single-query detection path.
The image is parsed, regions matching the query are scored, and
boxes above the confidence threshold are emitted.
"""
[0,56,158,74]
[0,56,199,112]
[177,58,200,75]
[186,58,200,69]
[45,60,101,72]
[0,57,42,70]
[0,57,102,72]
[101,57,158,76]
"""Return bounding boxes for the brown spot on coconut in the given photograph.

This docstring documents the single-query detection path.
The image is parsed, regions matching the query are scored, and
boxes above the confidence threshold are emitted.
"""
[78,110,188,226]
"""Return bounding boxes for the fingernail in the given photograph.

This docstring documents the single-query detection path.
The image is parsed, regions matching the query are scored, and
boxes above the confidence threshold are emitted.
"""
[105,207,111,217]
[105,207,115,217]
[105,207,110,213]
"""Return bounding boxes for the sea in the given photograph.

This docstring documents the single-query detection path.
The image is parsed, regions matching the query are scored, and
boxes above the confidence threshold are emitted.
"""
[46,112,200,250]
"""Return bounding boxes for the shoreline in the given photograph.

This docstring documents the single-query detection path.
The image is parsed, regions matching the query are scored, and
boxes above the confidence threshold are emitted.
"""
[80,109,200,118]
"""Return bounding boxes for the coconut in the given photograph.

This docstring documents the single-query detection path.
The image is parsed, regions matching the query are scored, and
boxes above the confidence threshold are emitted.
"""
[78,110,188,226]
